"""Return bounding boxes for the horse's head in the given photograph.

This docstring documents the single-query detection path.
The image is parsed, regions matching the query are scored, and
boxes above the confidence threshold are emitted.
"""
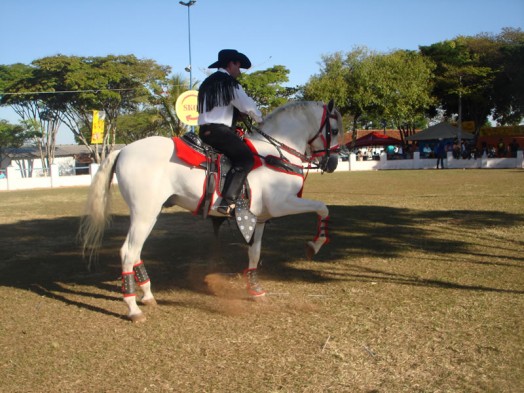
[259,100,344,172]
[308,99,344,173]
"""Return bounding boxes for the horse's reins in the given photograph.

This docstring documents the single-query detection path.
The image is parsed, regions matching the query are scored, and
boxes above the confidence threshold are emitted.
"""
[244,119,312,164]
[243,104,339,171]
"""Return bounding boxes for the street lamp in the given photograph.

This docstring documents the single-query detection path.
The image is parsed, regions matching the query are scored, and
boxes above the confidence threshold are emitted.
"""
[457,75,463,145]
[179,1,196,90]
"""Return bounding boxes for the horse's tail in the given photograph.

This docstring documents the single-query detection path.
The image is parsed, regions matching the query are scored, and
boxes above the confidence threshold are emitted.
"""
[78,150,121,271]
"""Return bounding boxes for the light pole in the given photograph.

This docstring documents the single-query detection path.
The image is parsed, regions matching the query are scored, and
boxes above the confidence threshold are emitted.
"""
[457,75,462,146]
[179,1,196,90]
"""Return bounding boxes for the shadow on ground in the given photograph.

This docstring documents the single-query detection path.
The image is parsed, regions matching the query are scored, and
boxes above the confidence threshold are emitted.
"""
[1,205,523,319]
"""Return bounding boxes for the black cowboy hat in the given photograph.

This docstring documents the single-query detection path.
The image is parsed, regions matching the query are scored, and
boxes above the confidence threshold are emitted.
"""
[208,49,252,69]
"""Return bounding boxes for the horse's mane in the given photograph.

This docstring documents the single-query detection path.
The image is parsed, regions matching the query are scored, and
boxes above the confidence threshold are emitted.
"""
[264,101,324,123]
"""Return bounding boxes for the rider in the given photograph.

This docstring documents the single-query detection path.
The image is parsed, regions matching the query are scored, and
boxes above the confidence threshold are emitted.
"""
[197,49,263,216]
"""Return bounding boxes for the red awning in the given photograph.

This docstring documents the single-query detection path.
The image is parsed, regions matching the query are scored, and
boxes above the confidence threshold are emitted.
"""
[350,131,401,147]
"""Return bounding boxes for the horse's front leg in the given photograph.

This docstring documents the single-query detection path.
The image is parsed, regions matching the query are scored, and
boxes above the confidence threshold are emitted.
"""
[244,222,267,297]
[269,197,330,259]
[306,214,330,259]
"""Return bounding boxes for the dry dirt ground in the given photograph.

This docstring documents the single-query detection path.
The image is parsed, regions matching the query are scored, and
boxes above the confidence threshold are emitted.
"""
[0,169,523,392]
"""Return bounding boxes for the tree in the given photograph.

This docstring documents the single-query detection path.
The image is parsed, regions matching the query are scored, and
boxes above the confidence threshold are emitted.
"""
[0,63,63,170]
[301,48,434,147]
[301,51,354,141]
[422,37,496,135]
[53,55,171,161]
[361,50,435,144]
[116,110,173,144]
[0,119,41,168]
[0,55,172,163]
[343,47,378,133]
[147,73,194,137]
[420,28,524,135]
[240,65,296,114]
[301,52,351,110]
[491,28,524,125]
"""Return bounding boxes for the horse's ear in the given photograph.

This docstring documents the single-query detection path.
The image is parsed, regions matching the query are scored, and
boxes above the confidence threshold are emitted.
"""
[327,99,335,112]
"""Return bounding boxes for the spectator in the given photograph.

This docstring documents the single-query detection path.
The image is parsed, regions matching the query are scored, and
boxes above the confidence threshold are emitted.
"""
[435,138,446,169]
[497,138,506,157]
[405,143,413,159]
[470,144,479,159]
[386,144,395,159]
[509,139,519,158]
[453,140,461,159]
[422,144,432,158]
[489,145,496,158]
[481,141,488,157]
[460,140,469,159]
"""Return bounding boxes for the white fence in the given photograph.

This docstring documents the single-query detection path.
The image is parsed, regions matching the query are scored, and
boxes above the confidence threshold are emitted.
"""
[327,150,524,172]
[0,163,105,191]
[1,151,523,191]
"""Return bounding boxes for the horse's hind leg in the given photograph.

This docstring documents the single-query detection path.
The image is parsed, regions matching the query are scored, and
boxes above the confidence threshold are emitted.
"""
[120,211,159,322]
[133,260,156,306]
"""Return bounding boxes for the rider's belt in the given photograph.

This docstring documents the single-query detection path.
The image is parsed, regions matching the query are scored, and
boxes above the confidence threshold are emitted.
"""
[199,123,231,130]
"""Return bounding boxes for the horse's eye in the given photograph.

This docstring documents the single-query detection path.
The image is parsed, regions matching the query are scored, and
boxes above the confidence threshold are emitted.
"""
[332,128,339,135]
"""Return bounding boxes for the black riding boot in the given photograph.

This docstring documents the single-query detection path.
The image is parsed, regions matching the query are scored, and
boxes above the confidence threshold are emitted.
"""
[218,167,247,216]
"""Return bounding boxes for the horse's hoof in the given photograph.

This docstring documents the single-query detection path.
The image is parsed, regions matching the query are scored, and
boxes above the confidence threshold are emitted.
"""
[305,242,316,260]
[141,297,157,307]
[251,294,268,302]
[129,313,146,323]
[248,288,267,298]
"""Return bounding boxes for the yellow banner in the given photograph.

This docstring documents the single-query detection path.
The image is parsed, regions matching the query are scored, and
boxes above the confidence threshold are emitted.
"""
[91,110,105,144]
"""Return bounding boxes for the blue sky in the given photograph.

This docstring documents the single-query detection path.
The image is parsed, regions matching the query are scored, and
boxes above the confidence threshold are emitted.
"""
[1,0,523,143]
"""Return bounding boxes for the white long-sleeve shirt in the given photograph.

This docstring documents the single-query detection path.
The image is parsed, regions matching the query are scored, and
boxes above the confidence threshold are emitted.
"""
[197,69,262,127]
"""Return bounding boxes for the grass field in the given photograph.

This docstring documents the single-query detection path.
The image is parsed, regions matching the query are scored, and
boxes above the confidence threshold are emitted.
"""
[0,169,523,392]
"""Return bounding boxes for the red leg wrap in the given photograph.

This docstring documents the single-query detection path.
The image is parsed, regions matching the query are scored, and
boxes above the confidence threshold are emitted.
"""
[313,215,330,244]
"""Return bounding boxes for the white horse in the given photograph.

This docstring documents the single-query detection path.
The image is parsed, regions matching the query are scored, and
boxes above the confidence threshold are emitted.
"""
[80,100,344,322]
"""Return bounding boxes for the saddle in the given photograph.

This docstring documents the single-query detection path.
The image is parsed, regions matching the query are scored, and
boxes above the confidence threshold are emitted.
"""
[174,133,258,244]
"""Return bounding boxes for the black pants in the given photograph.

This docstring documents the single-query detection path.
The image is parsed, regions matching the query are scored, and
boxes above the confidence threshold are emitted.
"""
[199,124,254,203]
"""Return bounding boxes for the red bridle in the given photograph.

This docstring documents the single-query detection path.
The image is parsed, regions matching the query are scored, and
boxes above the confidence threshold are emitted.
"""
[308,104,340,159]
[303,104,342,174]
